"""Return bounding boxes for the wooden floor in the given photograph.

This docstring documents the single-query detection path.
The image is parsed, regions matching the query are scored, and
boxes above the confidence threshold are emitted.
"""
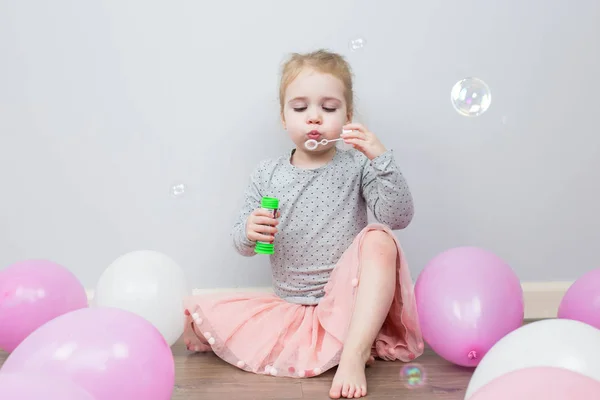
[0,342,474,399]
[0,321,537,399]
[167,343,474,399]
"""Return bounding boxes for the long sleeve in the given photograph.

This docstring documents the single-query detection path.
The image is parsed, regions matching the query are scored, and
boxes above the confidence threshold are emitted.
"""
[360,149,414,230]
[231,163,264,256]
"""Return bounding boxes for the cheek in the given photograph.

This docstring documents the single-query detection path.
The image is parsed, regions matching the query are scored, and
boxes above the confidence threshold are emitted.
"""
[284,115,304,132]
[286,111,298,121]
[326,112,346,127]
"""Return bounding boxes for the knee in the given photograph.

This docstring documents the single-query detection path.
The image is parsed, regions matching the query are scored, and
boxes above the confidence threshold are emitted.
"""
[362,230,398,262]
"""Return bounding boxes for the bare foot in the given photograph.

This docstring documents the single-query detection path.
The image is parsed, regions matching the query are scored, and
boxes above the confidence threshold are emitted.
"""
[329,353,370,398]
[183,310,212,352]
[184,336,212,352]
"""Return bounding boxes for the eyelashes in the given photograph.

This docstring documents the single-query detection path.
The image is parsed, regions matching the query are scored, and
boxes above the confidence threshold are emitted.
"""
[292,107,337,113]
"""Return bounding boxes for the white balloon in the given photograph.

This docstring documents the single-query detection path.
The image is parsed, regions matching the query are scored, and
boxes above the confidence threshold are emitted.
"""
[93,250,188,346]
[465,319,600,399]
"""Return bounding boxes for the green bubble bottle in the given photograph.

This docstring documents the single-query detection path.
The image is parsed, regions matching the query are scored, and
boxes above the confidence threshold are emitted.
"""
[254,196,279,255]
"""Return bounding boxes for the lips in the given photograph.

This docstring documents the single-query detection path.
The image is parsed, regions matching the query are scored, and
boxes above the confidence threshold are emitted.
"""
[307,130,321,139]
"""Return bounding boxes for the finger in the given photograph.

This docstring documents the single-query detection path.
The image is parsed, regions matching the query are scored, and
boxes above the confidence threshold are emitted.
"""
[342,122,367,133]
[343,137,365,147]
[251,226,278,237]
[252,208,278,218]
[250,223,278,235]
[251,216,279,226]
[341,130,365,140]
[248,232,275,242]
[252,208,272,216]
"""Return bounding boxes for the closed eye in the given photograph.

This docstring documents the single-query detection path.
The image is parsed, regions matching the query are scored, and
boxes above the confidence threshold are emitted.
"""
[292,106,337,112]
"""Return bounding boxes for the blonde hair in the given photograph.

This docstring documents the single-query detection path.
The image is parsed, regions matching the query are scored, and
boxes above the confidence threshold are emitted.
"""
[279,49,354,118]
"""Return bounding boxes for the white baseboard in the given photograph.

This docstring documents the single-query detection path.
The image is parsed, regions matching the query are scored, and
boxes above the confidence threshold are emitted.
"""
[85,281,572,320]
[520,281,572,319]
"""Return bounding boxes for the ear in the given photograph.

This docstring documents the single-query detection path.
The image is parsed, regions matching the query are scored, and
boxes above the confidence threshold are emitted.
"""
[280,112,286,129]
[346,111,353,124]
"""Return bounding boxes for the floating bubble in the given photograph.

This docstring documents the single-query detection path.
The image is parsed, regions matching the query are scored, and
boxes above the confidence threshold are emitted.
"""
[171,183,186,197]
[400,364,426,388]
[349,37,366,51]
[450,77,491,117]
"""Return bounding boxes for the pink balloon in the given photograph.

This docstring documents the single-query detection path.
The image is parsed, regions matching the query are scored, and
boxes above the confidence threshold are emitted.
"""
[0,259,88,352]
[557,267,600,329]
[469,367,600,399]
[0,307,175,400]
[415,247,524,367]
[0,372,94,400]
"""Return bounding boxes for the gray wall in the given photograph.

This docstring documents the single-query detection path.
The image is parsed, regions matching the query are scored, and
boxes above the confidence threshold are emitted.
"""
[1,0,598,289]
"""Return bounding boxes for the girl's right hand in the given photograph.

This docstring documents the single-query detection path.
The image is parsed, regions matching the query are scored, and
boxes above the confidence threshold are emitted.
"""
[245,208,280,242]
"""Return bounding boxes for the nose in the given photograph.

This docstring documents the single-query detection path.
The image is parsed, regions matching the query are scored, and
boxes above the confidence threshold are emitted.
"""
[306,107,322,125]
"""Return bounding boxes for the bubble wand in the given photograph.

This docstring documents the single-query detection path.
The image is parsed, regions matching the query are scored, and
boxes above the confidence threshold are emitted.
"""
[304,130,352,150]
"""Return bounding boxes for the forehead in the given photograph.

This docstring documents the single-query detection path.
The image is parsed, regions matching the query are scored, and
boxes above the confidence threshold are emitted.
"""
[285,68,345,102]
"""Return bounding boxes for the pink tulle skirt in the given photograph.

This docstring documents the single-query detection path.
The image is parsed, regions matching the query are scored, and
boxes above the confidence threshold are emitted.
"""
[182,223,424,378]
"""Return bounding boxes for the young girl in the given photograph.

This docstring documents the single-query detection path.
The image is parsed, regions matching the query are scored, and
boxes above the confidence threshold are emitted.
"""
[183,49,424,399]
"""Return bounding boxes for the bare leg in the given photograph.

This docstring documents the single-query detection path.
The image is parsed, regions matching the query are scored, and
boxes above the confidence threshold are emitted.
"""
[329,230,398,399]
[183,309,213,352]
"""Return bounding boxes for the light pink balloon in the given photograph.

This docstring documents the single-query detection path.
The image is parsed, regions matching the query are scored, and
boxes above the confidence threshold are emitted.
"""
[558,267,600,329]
[469,367,600,399]
[0,372,95,400]
[415,247,524,367]
[0,307,175,400]
[0,259,88,352]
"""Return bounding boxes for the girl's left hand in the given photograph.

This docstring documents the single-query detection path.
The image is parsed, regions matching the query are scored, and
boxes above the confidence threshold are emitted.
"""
[341,123,387,160]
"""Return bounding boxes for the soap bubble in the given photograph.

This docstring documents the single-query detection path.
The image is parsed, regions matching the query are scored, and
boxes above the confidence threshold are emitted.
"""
[450,77,491,117]
[349,37,366,51]
[171,183,186,197]
[400,364,426,388]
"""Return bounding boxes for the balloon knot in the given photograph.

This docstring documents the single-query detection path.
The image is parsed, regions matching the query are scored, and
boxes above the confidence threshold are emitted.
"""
[467,350,477,360]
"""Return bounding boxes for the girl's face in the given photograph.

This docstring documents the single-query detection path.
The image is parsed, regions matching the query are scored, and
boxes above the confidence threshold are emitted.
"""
[281,68,351,154]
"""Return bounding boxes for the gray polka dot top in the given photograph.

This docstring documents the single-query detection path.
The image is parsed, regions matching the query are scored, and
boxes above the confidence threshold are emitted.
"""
[231,147,414,305]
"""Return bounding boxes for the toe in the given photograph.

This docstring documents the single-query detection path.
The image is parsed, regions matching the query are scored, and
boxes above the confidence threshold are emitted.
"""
[329,382,343,399]
[354,387,363,398]
[342,383,350,397]
[347,384,356,398]
[360,385,367,397]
